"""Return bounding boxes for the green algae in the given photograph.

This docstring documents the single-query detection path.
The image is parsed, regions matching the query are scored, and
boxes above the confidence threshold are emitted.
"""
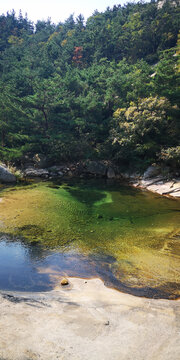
[94,191,113,206]
[0,180,180,298]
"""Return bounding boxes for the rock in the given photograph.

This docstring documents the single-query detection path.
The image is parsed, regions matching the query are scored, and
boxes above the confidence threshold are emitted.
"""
[61,278,69,286]
[33,154,48,169]
[0,165,16,183]
[49,166,64,173]
[107,167,115,179]
[24,167,49,178]
[143,165,161,180]
[141,176,165,188]
[85,161,107,176]
[48,167,64,178]
[129,173,141,180]
[120,172,131,180]
[104,320,110,326]
[115,174,123,180]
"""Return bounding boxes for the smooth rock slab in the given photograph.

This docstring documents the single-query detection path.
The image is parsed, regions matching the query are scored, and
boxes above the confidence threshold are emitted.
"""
[135,177,180,198]
[0,278,180,360]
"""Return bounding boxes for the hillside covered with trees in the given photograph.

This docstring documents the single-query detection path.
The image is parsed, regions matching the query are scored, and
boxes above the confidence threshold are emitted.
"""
[0,0,179,172]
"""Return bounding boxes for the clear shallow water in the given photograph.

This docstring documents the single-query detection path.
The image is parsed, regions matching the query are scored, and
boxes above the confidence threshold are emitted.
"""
[0,179,180,298]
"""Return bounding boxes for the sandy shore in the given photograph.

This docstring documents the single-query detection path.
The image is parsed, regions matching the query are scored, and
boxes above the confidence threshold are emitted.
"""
[0,277,180,360]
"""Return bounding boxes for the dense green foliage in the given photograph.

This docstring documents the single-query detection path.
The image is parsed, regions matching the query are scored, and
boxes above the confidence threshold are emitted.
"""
[0,0,179,171]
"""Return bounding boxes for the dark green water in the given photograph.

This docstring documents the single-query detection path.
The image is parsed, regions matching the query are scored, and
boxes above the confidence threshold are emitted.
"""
[0,179,180,299]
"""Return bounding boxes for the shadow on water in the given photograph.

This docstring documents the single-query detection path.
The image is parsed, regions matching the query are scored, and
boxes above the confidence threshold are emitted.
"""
[0,179,180,299]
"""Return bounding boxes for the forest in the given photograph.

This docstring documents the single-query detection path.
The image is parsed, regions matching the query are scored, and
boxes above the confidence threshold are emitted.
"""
[0,0,179,172]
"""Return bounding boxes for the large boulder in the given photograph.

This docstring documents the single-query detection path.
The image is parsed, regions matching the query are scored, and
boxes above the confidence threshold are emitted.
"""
[85,161,107,176]
[0,165,16,183]
[143,165,161,180]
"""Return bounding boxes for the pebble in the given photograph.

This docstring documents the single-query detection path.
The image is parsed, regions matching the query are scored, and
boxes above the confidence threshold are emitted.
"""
[105,320,110,326]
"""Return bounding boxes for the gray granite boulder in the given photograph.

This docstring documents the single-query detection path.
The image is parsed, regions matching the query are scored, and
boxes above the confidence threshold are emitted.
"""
[0,165,16,183]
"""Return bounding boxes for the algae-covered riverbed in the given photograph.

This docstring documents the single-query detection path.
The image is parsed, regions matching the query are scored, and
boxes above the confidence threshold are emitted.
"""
[0,180,179,298]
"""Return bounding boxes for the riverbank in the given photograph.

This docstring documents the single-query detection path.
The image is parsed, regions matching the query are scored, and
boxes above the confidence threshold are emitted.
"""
[0,277,180,360]
[1,161,180,199]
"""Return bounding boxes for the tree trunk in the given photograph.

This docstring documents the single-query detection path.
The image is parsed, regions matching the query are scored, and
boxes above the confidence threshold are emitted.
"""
[42,108,48,131]
[1,129,5,147]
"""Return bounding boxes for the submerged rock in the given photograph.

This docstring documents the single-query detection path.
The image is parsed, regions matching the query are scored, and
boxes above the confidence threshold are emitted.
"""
[0,165,16,183]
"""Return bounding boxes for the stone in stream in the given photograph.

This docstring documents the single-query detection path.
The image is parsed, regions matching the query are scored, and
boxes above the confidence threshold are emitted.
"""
[61,278,69,286]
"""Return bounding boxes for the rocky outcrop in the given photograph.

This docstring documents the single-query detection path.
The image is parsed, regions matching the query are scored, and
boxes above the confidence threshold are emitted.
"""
[22,160,119,180]
[24,167,49,178]
[143,165,161,179]
[130,164,180,198]
[135,177,180,197]
[85,161,107,176]
[0,165,16,183]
